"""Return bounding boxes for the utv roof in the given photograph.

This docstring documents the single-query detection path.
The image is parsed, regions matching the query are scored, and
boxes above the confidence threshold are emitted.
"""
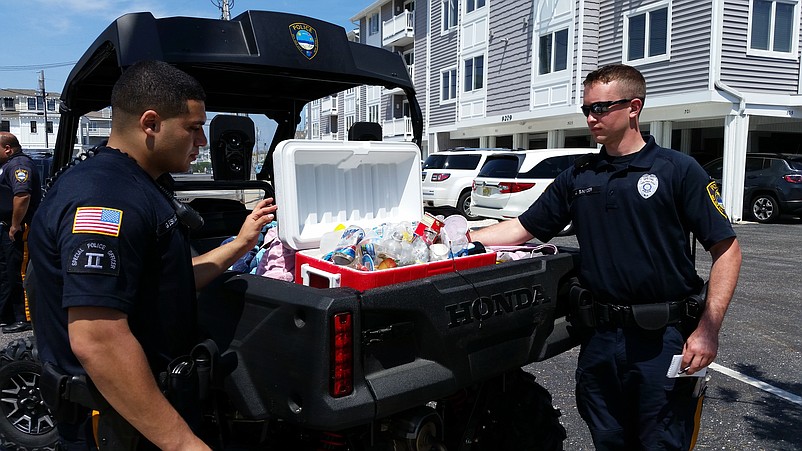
[55,10,422,169]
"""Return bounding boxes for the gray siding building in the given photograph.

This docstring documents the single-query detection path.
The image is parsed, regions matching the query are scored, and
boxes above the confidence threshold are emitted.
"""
[304,0,802,222]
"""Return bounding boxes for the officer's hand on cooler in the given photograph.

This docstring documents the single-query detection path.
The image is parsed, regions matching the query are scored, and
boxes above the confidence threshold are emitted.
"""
[237,198,277,249]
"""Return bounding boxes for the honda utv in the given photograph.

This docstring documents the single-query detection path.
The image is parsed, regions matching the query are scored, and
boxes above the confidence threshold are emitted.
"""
[0,10,579,451]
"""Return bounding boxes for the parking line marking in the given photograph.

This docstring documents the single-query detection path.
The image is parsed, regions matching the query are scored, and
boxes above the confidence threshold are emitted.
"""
[710,363,802,407]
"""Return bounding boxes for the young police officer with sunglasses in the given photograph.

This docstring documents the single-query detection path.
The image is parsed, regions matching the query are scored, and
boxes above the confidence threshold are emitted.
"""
[471,64,742,450]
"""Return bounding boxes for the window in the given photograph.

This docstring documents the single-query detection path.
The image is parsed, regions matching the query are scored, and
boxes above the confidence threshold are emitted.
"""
[2,98,13,109]
[441,68,457,101]
[368,12,380,35]
[27,98,36,110]
[539,29,569,74]
[0,121,9,132]
[30,121,37,133]
[47,99,56,111]
[368,104,379,123]
[625,5,669,62]
[442,0,457,32]
[750,0,796,54]
[466,0,485,14]
[463,56,484,92]
[46,121,54,134]
[519,155,579,179]
[345,115,355,133]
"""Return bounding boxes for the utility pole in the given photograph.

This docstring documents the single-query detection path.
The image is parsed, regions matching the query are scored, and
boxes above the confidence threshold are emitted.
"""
[211,0,232,20]
[39,70,49,149]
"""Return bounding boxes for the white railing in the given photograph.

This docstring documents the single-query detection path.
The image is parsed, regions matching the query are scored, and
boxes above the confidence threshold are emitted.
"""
[382,10,414,46]
[86,127,111,136]
[382,117,413,137]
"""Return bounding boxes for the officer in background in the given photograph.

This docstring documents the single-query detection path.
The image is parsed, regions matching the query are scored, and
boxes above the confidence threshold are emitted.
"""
[0,132,41,333]
[470,64,742,450]
[30,60,277,450]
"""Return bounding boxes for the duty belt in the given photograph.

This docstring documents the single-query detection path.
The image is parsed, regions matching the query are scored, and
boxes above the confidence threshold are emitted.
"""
[568,282,703,330]
[594,300,687,330]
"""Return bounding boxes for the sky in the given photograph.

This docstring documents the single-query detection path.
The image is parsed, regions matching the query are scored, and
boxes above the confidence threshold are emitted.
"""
[0,0,376,92]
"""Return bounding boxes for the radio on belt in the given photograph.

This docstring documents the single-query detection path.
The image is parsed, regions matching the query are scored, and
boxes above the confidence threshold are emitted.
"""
[272,140,495,290]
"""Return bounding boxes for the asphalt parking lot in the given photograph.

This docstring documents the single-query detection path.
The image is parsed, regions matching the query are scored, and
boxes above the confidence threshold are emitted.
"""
[2,216,800,450]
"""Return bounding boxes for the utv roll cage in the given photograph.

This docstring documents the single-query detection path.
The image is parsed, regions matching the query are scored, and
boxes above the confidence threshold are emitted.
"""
[53,10,423,182]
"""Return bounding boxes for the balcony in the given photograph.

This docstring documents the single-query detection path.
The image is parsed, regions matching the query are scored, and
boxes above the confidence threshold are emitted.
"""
[382,10,414,47]
[85,127,111,137]
[321,97,338,115]
[382,116,413,138]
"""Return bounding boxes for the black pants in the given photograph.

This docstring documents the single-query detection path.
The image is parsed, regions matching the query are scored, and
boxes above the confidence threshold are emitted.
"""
[0,223,27,324]
[575,325,703,450]
[56,409,160,451]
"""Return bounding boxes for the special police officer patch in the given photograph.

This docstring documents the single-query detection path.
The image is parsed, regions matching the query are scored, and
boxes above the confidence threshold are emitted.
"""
[706,181,729,219]
[14,168,29,183]
[289,22,318,59]
[67,240,120,276]
[637,174,659,199]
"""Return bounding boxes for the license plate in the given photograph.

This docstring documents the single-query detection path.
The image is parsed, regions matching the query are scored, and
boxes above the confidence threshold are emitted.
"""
[482,187,490,196]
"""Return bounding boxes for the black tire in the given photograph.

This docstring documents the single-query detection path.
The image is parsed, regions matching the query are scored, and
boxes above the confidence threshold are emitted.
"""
[0,360,59,451]
[0,337,38,365]
[457,190,479,220]
[750,193,780,223]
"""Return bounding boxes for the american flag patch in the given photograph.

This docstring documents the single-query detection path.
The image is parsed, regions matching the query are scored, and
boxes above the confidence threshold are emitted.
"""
[72,207,123,237]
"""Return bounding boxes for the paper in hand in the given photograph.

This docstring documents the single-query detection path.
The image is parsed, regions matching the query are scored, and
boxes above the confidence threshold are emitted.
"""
[667,354,708,378]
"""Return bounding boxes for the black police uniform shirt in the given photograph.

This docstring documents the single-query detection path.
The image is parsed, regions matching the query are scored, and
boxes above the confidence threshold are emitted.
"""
[30,147,197,376]
[0,152,42,223]
[519,136,736,305]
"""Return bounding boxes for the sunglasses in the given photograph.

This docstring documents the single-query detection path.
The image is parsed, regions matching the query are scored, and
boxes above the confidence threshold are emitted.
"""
[581,98,638,117]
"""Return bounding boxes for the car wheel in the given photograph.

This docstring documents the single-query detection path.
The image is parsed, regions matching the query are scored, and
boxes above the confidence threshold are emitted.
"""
[750,194,780,223]
[0,360,59,451]
[457,191,479,220]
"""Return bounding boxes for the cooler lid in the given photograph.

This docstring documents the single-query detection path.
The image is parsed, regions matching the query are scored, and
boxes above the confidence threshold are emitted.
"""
[273,139,423,250]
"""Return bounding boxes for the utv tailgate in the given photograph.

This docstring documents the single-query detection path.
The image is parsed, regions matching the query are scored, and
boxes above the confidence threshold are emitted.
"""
[199,252,575,431]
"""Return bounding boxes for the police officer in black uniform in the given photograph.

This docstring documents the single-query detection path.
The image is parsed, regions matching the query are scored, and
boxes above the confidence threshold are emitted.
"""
[471,64,742,450]
[30,61,277,450]
[0,132,41,333]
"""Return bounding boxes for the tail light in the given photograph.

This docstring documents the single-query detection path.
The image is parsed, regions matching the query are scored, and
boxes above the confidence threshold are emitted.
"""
[783,174,802,183]
[330,312,353,397]
[498,182,535,194]
[430,173,451,182]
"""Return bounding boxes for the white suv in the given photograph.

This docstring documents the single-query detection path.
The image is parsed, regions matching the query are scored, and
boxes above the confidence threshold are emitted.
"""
[470,148,593,221]
[421,148,514,219]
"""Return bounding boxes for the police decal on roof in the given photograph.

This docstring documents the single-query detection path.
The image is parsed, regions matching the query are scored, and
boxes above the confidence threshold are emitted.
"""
[290,23,318,60]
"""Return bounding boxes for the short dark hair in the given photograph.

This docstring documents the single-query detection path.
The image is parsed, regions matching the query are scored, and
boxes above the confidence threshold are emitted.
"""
[0,132,21,151]
[583,64,647,102]
[111,60,206,119]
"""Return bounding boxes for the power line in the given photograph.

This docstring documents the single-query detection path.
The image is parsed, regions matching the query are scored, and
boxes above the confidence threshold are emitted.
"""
[0,62,77,72]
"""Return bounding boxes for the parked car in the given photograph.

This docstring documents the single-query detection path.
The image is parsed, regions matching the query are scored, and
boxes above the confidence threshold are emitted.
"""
[703,153,802,223]
[421,148,515,219]
[470,148,592,222]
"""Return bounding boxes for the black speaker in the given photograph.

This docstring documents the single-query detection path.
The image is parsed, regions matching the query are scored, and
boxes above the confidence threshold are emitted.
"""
[209,115,255,181]
[348,121,383,141]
